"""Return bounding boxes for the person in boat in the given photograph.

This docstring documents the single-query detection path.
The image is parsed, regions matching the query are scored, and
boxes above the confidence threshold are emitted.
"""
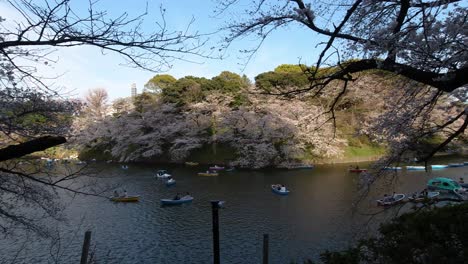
[280,185,286,192]
[114,190,119,198]
[123,190,128,197]
[460,177,465,184]
[276,184,281,190]
[356,165,360,170]
[174,193,181,200]
[383,194,388,201]
[183,192,190,198]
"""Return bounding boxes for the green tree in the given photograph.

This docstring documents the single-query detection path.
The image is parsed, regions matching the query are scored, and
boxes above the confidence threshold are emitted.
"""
[162,77,205,105]
[144,74,177,93]
[210,71,249,93]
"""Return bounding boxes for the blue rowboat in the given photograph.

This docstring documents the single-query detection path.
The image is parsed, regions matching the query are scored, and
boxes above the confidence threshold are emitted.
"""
[160,196,193,205]
[382,167,402,170]
[271,185,289,195]
[448,163,464,167]
[431,165,448,169]
[406,166,425,170]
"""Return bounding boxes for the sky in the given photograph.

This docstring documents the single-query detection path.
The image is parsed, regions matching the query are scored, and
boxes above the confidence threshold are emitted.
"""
[0,0,327,100]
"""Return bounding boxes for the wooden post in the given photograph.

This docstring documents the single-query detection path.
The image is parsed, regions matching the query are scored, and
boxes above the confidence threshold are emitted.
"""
[263,234,269,264]
[80,231,92,264]
[211,201,221,264]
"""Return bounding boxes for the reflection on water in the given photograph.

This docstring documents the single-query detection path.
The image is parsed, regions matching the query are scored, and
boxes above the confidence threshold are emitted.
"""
[1,157,468,263]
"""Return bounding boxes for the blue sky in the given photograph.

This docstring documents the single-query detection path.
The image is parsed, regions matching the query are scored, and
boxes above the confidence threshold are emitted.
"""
[1,0,326,100]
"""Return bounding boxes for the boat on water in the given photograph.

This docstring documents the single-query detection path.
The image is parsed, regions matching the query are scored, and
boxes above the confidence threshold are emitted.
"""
[156,170,171,178]
[160,195,194,205]
[121,165,129,170]
[376,194,405,206]
[431,165,448,169]
[225,167,235,172]
[406,166,425,170]
[287,164,314,170]
[110,195,140,202]
[427,177,465,193]
[197,171,218,176]
[382,166,402,171]
[349,168,367,173]
[408,191,440,202]
[448,163,464,167]
[185,161,199,166]
[209,165,225,170]
[271,184,290,195]
[165,178,176,186]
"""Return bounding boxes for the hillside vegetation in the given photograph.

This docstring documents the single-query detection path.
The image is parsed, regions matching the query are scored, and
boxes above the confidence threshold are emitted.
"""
[72,64,460,168]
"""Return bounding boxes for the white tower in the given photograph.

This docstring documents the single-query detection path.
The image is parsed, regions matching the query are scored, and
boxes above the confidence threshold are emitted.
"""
[131,83,137,97]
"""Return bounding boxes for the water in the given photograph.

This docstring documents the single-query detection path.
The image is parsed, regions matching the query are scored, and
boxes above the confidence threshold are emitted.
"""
[2,158,468,263]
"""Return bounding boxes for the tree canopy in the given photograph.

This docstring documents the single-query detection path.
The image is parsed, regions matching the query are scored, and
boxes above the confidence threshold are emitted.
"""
[218,0,468,164]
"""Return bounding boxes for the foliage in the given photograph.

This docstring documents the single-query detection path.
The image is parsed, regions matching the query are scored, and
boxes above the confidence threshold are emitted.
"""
[144,74,177,93]
[218,0,468,164]
[318,203,468,264]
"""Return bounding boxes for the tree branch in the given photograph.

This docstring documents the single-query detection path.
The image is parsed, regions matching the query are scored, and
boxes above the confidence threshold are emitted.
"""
[0,136,66,162]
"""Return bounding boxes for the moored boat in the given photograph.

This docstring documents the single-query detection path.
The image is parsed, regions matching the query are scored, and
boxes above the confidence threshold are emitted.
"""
[110,195,140,202]
[448,163,464,167]
[427,177,465,193]
[197,171,218,176]
[431,165,448,169]
[287,164,314,170]
[406,166,425,170]
[376,194,405,206]
[225,167,235,172]
[156,170,171,178]
[382,166,402,171]
[271,184,289,195]
[185,161,199,166]
[408,191,440,202]
[160,195,194,205]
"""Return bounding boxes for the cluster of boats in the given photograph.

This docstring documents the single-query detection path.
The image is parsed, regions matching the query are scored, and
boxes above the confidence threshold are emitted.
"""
[349,162,468,173]
[376,177,468,206]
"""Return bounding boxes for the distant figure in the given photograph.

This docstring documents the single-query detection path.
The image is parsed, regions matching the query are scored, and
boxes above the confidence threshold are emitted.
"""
[460,177,465,184]
[383,194,388,201]
[276,184,281,190]
[356,165,360,170]
[174,193,181,200]
[123,190,128,197]
[280,185,286,192]
[114,190,119,197]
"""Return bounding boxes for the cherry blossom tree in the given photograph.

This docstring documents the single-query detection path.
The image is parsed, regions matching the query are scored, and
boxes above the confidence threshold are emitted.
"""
[217,0,468,163]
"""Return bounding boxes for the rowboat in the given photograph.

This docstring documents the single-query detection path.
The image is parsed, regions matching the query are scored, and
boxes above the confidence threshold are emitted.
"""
[109,196,140,202]
[287,164,314,170]
[185,161,199,166]
[448,163,464,167]
[428,177,465,193]
[160,196,194,205]
[349,169,367,173]
[156,170,171,178]
[225,167,235,172]
[165,178,176,186]
[408,191,440,202]
[209,165,225,170]
[382,167,402,170]
[376,194,405,206]
[406,166,425,170]
[271,184,289,195]
[197,171,218,176]
[431,165,448,169]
